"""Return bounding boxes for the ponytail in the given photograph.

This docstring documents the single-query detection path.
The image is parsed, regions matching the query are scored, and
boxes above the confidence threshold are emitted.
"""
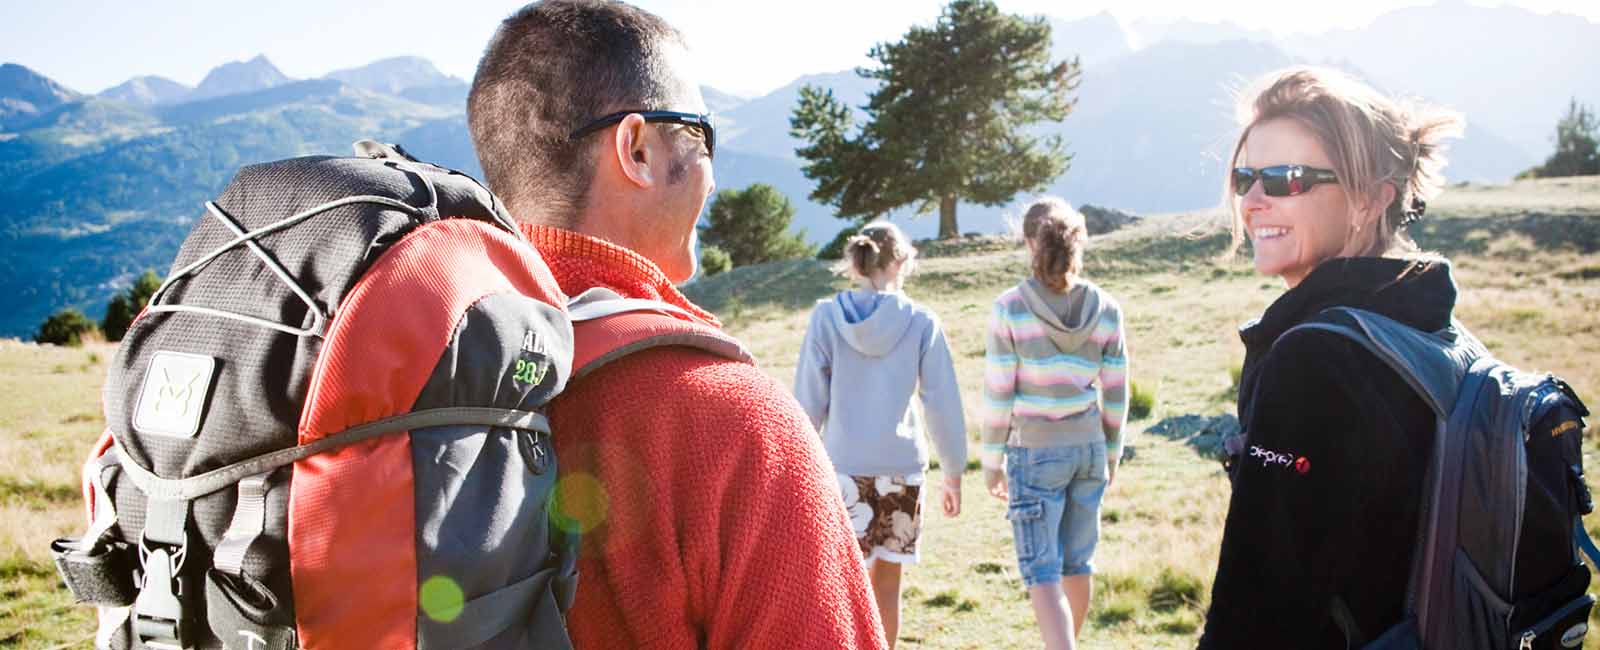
[845,234,882,278]
[1021,197,1087,292]
[843,221,916,282]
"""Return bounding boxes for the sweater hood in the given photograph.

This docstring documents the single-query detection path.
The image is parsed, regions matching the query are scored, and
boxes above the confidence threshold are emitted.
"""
[1017,278,1105,352]
[1240,257,1458,349]
[830,290,917,357]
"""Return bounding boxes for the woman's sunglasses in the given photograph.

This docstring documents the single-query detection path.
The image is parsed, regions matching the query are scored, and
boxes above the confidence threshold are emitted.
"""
[569,110,715,159]
[1232,165,1339,197]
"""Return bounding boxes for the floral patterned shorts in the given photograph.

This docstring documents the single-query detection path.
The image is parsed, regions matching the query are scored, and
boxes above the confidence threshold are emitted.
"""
[837,474,924,564]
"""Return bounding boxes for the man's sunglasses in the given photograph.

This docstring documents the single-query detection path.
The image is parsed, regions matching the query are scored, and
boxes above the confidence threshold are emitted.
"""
[1232,165,1339,197]
[569,110,715,159]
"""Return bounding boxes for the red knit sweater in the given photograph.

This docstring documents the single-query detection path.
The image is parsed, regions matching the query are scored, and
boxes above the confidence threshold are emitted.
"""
[524,225,887,650]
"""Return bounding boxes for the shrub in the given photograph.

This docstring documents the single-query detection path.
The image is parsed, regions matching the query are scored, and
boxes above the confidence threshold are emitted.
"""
[699,245,732,277]
[102,270,162,341]
[1128,381,1156,420]
[699,184,815,267]
[1093,598,1138,625]
[1520,99,1600,179]
[1148,567,1205,612]
[817,224,863,260]
[35,308,98,347]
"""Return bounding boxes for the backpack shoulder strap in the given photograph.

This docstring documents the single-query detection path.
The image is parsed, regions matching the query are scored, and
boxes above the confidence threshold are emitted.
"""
[567,287,754,379]
[1282,307,1477,419]
[1281,306,1487,644]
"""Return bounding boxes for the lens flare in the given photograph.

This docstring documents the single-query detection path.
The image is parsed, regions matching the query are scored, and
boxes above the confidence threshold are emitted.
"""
[419,575,465,623]
[549,472,609,535]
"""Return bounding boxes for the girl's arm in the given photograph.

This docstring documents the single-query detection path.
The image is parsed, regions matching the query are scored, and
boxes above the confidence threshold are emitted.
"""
[981,299,1018,490]
[792,306,832,432]
[1098,305,1129,470]
[917,312,968,481]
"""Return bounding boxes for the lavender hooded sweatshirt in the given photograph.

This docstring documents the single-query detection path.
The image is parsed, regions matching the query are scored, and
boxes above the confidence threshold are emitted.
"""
[794,289,968,477]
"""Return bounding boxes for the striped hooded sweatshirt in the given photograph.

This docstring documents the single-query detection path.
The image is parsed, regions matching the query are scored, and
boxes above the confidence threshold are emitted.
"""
[981,278,1129,472]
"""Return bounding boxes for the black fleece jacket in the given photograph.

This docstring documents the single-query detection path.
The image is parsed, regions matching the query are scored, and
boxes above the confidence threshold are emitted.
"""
[1198,257,1457,649]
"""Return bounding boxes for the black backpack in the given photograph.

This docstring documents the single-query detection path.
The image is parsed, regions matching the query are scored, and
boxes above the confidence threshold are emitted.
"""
[1280,307,1596,649]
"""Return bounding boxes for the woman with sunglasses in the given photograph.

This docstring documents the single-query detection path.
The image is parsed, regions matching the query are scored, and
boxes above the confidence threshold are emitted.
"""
[793,221,967,650]
[983,197,1128,650]
[1198,67,1462,648]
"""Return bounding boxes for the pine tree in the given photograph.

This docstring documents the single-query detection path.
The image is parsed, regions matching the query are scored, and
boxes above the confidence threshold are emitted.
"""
[790,0,1081,238]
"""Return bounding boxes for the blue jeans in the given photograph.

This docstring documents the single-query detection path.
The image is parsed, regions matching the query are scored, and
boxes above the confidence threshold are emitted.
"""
[1005,443,1108,587]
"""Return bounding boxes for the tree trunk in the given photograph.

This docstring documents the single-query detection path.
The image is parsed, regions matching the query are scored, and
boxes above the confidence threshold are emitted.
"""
[938,195,959,239]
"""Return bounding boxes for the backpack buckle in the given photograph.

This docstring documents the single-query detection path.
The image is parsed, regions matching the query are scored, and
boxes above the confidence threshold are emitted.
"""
[134,534,194,650]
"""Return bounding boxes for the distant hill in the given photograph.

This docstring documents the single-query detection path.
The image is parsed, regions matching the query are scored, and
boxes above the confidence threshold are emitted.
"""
[0,3,1594,337]
[1128,17,1271,49]
[0,74,457,338]
[98,75,191,107]
[1049,11,1133,67]
[0,63,81,128]
[702,86,746,114]
[1281,2,1600,160]
[325,56,459,96]
[718,70,877,160]
[708,36,1547,244]
[186,55,290,102]
[398,81,470,108]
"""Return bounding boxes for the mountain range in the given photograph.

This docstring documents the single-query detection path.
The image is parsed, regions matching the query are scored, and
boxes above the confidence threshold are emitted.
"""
[1,2,1596,337]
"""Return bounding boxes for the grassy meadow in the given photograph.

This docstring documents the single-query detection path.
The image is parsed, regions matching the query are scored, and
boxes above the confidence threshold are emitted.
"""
[1,176,1598,648]
[685,175,1600,649]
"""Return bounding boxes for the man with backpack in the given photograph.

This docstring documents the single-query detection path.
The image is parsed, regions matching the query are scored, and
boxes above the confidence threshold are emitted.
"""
[466,2,887,648]
[49,1,884,647]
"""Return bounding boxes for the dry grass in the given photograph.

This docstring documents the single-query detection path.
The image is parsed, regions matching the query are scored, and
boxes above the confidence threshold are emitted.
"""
[0,340,108,648]
[689,176,1600,648]
[3,176,1598,648]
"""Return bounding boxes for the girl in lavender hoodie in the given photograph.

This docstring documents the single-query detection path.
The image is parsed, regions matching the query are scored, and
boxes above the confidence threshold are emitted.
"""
[794,221,968,649]
[984,198,1129,650]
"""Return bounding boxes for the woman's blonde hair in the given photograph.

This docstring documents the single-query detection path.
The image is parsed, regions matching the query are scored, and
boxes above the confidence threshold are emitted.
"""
[842,221,916,283]
[1225,67,1463,259]
[1021,197,1088,292]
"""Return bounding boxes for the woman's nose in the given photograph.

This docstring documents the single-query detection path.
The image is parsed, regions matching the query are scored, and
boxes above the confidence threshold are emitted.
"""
[1239,179,1270,214]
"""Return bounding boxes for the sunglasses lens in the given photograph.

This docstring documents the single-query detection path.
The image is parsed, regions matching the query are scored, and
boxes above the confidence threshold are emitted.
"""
[1260,166,1299,197]
[1232,168,1255,196]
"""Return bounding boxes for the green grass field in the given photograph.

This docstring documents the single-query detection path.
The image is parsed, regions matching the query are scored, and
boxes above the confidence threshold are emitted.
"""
[2,176,1598,648]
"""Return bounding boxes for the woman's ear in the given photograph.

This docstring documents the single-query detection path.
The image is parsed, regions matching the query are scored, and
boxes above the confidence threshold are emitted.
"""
[613,113,655,189]
[1358,182,1398,230]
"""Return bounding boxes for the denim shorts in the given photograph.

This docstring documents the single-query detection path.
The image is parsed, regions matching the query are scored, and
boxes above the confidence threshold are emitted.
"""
[1005,442,1108,586]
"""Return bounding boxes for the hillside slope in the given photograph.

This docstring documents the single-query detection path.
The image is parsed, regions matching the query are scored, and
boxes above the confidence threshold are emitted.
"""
[3,178,1597,647]
[683,176,1600,648]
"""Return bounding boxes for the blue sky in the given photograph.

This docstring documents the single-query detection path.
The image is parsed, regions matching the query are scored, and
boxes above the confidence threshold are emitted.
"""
[5,0,1598,98]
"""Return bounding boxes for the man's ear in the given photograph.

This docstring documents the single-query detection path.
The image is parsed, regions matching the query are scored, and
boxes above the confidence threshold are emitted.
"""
[613,113,655,189]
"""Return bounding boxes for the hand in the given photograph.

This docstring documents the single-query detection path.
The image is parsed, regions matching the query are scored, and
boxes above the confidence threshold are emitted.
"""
[940,475,962,518]
[985,468,1008,502]
[1106,460,1118,489]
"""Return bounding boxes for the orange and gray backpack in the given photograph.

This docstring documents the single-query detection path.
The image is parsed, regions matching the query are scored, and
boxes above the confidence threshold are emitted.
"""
[49,141,750,649]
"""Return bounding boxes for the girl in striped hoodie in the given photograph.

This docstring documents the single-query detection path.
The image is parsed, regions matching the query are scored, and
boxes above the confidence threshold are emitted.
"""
[983,197,1129,650]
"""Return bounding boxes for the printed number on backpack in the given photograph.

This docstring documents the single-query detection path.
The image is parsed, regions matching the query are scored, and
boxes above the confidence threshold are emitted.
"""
[514,358,548,386]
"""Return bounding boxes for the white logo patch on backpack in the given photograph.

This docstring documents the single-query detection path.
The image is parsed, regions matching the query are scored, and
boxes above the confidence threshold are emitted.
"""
[133,351,215,438]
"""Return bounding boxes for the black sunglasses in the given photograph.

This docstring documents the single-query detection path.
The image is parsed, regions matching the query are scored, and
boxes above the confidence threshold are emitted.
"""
[1232,165,1339,197]
[569,110,715,159]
